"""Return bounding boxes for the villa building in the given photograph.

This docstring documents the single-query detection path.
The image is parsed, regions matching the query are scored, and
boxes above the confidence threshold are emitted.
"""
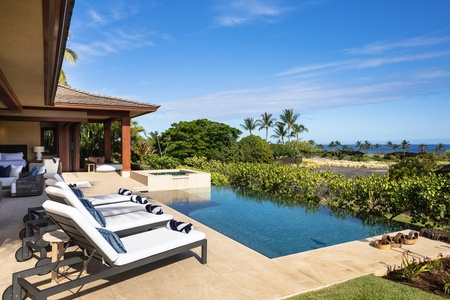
[0,0,159,176]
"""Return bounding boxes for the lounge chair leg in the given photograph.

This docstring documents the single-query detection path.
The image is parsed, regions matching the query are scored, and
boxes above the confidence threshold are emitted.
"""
[201,241,207,264]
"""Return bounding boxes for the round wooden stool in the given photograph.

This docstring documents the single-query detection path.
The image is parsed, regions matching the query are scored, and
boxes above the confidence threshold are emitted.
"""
[42,230,70,282]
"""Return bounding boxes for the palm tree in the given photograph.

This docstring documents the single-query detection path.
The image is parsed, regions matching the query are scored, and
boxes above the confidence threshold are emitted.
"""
[290,124,308,142]
[355,141,363,152]
[363,140,372,153]
[386,141,394,152]
[401,140,411,158]
[256,112,277,141]
[279,108,300,143]
[59,35,78,86]
[271,122,287,144]
[418,143,427,153]
[434,143,446,157]
[240,117,257,135]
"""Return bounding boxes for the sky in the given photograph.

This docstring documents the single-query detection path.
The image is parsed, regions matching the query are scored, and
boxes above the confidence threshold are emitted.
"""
[64,0,450,145]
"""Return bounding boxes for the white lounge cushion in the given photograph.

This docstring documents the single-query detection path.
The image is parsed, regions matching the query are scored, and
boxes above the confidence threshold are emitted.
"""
[115,227,205,266]
[45,187,172,230]
[50,179,133,205]
[96,164,122,172]
[42,200,206,266]
[88,194,135,205]
[91,201,146,217]
[42,200,118,263]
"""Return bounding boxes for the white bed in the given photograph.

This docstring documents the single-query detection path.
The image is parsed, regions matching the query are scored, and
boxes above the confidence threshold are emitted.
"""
[0,159,27,168]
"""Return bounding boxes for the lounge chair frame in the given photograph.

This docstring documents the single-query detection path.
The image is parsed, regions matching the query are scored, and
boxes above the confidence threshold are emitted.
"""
[5,206,207,300]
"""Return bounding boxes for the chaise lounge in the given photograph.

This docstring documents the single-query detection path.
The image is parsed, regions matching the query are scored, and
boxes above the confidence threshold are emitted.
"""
[4,200,207,300]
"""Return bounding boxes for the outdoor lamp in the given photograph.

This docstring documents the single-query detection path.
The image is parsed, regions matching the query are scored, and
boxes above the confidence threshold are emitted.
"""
[33,146,45,161]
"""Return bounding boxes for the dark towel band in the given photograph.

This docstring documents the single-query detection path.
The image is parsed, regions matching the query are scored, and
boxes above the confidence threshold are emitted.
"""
[130,195,148,204]
[145,204,164,215]
[166,220,193,234]
[118,188,132,196]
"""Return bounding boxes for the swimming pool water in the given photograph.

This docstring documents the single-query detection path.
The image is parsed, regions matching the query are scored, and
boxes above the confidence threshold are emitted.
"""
[167,186,409,258]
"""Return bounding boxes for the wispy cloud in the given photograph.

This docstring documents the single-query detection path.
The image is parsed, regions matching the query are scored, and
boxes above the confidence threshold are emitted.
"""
[213,0,292,27]
[71,2,169,61]
[156,32,450,124]
[277,51,450,77]
[70,29,156,59]
[87,9,106,26]
[155,76,430,123]
[344,35,450,55]
[85,2,140,27]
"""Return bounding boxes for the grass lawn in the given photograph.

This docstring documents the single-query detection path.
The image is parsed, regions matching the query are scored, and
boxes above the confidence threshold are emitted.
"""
[286,274,443,300]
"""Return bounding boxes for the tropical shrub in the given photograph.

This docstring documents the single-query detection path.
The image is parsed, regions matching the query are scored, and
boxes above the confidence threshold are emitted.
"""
[270,143,296,158]
[387,155,437,180]
[139,154,180,169]
[160,119,241,161]
[238,135,274,163]
[182,157,450,228]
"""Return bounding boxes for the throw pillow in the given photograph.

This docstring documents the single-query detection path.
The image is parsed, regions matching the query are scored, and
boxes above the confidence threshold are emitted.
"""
[9,165,22,177]
[71,188,85,198]
[87,157,97,163]
[79,198,94,209]
[0,165,11,177]
[3,152,23,160]
[96,228,127,253]
[97,156,105,164]
[85,207,106,227]
[37,166,46,175]
[30,165,39,176]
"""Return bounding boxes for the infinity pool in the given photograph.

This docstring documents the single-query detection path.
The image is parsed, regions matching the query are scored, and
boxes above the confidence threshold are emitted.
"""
[164,186,409,258]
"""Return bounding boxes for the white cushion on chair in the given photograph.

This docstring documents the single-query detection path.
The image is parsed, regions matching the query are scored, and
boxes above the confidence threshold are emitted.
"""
[42,200,206,267]
[44,187,173,231]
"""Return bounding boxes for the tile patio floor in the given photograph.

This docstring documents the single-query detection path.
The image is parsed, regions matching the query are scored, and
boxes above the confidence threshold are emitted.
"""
[1,172,450,299]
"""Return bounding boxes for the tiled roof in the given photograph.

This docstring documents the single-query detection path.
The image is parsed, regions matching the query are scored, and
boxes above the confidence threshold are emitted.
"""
[55,85,160,110]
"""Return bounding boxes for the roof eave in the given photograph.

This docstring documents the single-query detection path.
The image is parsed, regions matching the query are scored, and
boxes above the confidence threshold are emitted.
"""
[43,0,75,106]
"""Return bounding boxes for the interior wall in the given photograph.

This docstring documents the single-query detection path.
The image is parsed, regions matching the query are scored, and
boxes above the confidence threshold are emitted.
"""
[0,121,40,159]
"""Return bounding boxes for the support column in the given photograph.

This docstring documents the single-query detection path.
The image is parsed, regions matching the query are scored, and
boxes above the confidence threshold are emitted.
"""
[121,117,131,177]
[73,123,81,171]
[57,123,70,172]
[104,122,112,162]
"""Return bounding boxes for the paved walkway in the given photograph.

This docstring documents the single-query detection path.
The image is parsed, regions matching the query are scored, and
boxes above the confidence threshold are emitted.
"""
[1,172,449,299]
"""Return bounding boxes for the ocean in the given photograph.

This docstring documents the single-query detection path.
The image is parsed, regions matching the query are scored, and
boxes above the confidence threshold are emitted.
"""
[321,144,449,154]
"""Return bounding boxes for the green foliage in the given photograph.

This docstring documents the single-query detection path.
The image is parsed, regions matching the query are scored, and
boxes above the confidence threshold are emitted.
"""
[399,251,430,280]
[288,274,443,300]
[270,143,296,158]
[287,141,321,158]
[139,154,180,169]
[80,123,105,158]
[238,135,274,163]
[183,156,450,228]
[388,155,437,180]
[444,272,450,294]
[160,119,241,161]
[183,156,231,186]
[213,141,242,163]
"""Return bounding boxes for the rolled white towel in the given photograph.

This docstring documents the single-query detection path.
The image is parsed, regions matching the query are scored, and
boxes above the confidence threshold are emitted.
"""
[118,188,132,196]
[166,220,193,234]
[145,204,164,215]
[130,195,148,204]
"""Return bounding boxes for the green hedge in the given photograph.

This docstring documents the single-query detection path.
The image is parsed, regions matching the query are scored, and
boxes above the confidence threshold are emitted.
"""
[182,156,450,228]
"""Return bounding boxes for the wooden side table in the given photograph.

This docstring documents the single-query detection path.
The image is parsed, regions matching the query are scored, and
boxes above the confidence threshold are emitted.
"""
[42,230,70,282]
